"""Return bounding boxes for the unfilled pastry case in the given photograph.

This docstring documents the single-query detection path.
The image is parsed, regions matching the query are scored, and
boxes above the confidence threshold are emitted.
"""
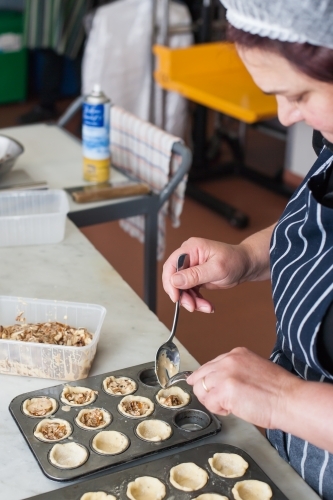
[9,362,221,481]
[23,443,289,499]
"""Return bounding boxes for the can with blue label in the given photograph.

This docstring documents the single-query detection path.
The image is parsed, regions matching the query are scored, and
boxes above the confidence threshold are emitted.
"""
[82,84,111,183]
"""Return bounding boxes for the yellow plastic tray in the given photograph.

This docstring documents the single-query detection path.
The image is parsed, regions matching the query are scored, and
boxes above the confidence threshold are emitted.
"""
[154,42,277,123]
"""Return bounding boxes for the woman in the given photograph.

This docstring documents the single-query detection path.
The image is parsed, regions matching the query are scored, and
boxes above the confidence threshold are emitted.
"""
[162,1,333,497]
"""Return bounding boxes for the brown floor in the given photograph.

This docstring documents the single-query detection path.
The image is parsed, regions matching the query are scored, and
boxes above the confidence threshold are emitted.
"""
[1,98,289,367]
[82,176,287,365]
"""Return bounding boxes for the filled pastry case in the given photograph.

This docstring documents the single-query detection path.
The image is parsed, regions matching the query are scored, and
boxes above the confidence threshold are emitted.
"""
[9,362,221,481]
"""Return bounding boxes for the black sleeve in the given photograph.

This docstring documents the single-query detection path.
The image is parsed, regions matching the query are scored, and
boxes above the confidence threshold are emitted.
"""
[317,301,333,375]
[312,130,324,156]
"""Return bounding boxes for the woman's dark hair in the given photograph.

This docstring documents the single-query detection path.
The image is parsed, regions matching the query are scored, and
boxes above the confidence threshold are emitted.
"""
[227,24,333,84]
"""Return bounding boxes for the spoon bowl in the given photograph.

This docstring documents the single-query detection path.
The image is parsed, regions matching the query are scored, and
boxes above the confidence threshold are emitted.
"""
[155,253,190,388]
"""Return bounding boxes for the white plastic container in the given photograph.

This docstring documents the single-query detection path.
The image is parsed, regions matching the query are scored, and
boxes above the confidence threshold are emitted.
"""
[0,189,69,246]
[0,296,106,380]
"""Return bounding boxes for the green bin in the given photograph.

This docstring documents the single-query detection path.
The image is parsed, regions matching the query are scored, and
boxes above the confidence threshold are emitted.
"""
[0,10,27,103]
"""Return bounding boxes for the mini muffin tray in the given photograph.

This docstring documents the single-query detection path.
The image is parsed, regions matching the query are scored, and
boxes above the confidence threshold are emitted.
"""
[9,362,221,481]
[24,443,289,499]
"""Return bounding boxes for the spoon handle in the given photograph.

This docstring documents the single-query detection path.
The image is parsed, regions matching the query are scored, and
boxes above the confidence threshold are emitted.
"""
[167,253,190,343]
[168,300,180,343]
[166,371,193,387]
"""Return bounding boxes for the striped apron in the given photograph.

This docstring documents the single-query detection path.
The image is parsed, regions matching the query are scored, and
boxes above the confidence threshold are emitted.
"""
[267,144,333,499]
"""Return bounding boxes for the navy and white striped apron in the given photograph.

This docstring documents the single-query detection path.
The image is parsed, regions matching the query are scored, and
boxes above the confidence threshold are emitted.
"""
[267,145,333,499]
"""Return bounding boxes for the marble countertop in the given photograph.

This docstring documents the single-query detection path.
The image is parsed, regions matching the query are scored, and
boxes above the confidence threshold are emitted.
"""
[0,123,320,499]
[1,124,140,213]
[0,220,319,500]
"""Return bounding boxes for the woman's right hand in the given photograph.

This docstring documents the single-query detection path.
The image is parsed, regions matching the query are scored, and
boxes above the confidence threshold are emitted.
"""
[162,226,274,313]
[162,237,251,313]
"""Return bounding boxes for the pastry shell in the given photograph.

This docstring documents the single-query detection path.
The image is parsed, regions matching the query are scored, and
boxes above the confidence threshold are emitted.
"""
[49,442,88,469]
[34,418,72,442]
[80,493,116,500]
[156,386,190,409]
[232,480,273,500]
[22,397,58,418]
[169,462,208,491]
[135,419,172,442]
[208,452,249,478]
[75,408,111,430]
[60,386,97,407]
[118,395,154,419]
[91,430,129,455]
[126,476,166,500]
[194,496,229,500]
[103,376,137,396]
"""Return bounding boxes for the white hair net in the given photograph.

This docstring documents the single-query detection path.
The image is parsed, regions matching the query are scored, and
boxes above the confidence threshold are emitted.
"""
[221,0,333,50]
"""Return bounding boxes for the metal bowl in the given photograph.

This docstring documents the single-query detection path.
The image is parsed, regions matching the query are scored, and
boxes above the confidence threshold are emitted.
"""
[0,134,24,178]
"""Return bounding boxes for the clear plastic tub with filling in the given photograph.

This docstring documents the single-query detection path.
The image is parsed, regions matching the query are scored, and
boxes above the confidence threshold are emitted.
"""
[0,296,106,380]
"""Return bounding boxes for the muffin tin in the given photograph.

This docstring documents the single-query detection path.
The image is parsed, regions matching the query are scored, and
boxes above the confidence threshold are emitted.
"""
[24,443,289,499]
[9,362,221,481]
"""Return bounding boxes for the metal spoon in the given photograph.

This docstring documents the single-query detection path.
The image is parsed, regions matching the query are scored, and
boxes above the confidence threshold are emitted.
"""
[164,370,193,388]
[155,253,190,388]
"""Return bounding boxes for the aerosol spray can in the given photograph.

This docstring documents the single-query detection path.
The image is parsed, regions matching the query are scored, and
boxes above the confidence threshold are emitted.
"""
[82,84,111,183]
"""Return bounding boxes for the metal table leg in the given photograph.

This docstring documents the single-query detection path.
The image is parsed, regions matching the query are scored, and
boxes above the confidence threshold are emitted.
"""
[144,200,159,313]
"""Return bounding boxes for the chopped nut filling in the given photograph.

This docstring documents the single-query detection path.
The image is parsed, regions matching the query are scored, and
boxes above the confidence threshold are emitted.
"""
[107,378,135,394]
[27,398,53,416]
[0,321,92,347]
[161,395,183,407]
[121,400,149,416]
[64,390,93,405]
[79,409,104,427]
[40,422,68,440]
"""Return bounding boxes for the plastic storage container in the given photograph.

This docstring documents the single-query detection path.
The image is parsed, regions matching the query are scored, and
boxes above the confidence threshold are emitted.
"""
[0,296,106,380]
[0,189,69,246]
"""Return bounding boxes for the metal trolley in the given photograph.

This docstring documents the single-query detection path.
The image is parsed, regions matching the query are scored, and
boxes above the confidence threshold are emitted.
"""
[58,96,192,314]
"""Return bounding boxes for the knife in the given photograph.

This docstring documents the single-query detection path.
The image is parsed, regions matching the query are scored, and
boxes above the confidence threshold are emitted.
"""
[66,181,151,203]
[0,181,48,191]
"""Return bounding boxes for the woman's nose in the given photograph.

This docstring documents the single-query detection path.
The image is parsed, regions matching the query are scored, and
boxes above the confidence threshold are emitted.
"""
[276,96,303,127]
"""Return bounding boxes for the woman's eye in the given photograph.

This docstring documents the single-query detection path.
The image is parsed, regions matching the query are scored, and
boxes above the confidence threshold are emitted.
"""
[288,94,304,104]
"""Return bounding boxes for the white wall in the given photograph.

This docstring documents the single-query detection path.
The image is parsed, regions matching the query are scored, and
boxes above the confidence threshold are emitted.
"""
[285,122,317,178]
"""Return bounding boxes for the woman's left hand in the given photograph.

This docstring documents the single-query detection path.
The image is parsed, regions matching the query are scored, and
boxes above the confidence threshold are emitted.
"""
[187,347,301,430]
